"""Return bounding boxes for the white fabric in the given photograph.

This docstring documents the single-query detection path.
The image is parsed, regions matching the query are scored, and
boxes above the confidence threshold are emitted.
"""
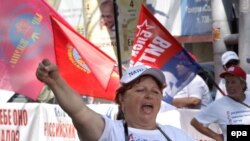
[221,51,239,65]
[173,75,213,109]
[120,65,165,85]
[120,65,148,83]
[215,74,250,100]
[157,101,181,128]
[194,93,250,141]
[37,86,55,103]
[99,116,195,141]
[0,89,15,102]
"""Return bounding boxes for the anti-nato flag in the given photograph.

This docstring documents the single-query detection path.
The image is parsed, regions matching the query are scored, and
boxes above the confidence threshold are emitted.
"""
[130,4,201,103]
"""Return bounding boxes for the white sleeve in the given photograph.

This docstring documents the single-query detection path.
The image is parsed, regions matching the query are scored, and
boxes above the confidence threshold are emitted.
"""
[186,75,208,99]
[194,103,219,126]
[98,116,124,141]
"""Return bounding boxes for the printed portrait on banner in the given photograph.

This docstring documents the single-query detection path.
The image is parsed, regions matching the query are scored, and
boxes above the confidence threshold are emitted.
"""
[84,0,145,67]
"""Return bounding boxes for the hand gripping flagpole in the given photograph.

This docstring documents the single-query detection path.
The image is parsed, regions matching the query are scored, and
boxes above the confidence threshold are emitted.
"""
[113,0,123,78]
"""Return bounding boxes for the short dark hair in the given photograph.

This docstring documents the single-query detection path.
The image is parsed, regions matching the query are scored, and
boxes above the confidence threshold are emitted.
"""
[224,59,239,69]
[115,75,164,120]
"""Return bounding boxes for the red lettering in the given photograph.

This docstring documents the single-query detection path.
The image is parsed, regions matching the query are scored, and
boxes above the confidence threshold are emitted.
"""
[0,109,11,125]
[13,110,28,126]
[0,130,19,141]
[44,122,76,138]
[1,130,5,141]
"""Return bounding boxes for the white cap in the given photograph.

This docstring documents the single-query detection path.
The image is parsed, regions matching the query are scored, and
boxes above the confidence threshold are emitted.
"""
[221,51,239,65]
[120,65,166,86]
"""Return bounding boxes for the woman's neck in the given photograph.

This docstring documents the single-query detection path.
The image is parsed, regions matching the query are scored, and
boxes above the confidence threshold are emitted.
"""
[230,93,246,102]
[126,120,157,130]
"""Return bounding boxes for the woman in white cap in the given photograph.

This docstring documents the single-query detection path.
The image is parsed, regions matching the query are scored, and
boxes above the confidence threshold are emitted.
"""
[191,66,250,141]
[36,59,194,141]
[215,51,250,100]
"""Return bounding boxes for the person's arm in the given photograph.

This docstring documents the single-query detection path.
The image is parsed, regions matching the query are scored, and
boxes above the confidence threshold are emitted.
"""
[36,59,104,141]
[172,75,206,108]
[172,97,201,108]
[190,118,223,141]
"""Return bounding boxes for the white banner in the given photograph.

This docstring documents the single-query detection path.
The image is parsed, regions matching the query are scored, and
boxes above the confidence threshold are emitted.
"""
[0,103,79,141]
[0,90,14,103]
[0,103,220,141]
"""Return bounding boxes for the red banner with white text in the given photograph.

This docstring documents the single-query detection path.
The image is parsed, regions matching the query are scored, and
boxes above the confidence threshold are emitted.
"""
[130,5,201,101]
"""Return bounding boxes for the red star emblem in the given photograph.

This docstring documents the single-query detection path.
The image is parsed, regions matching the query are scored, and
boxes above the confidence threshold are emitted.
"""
[136,20,155,37]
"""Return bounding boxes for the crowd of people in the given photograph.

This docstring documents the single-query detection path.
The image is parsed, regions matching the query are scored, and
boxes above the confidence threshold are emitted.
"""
[34,50,250,141]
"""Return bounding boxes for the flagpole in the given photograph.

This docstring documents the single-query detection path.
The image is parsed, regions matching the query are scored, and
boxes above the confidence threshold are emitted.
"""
[199,68,226,96]
[113,0,123,78]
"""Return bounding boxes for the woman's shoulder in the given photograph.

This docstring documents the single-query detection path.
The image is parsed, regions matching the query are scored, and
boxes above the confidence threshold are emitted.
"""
[101,115,124,129]
[189,74,207,86]
[200,96,232,112]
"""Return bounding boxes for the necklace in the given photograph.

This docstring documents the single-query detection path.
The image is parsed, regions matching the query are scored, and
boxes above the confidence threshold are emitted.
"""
[123,121,172,141]
[227,94,250,108]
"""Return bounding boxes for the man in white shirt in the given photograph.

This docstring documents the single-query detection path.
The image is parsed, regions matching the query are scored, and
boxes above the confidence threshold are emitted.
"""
[172,74,212,109]
[171,52,213,109]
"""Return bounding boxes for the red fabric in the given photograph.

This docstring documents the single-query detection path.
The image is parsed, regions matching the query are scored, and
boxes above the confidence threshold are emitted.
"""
[0,0,56,99]
[130,4,183,67]
[51,16,119,100]
[220,66,246,80]
[188,52,198,62]
[130,5,201,100]
[0,0,119,100]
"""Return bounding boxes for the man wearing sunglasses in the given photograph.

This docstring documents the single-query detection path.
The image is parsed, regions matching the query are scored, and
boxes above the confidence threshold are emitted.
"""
[215,51,250,100]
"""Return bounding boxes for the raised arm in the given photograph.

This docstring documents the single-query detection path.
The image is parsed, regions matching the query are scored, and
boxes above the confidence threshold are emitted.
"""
[190,118,223,141]
[36,59,105,141]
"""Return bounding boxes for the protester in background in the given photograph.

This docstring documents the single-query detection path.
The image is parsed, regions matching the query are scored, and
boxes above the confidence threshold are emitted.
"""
[171,52,213,109]
[191,66,250,141]
[36,59,194,141]
[215,51,250,100]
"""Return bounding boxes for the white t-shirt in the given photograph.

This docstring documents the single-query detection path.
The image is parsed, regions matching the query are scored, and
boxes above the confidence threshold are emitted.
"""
[194,93,250,141]
[99,116,195,141]
[173,75,213,109]
[215,74,250,100]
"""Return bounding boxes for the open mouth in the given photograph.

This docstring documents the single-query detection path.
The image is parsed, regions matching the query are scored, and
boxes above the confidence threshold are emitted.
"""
[141,104,154,114]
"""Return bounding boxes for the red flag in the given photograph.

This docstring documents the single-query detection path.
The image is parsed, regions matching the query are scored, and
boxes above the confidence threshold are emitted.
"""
[130,4,184,67]
[131,5,201,102]
[0,0,119,100]
[0,0,57,99]
[51,16,119,100]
